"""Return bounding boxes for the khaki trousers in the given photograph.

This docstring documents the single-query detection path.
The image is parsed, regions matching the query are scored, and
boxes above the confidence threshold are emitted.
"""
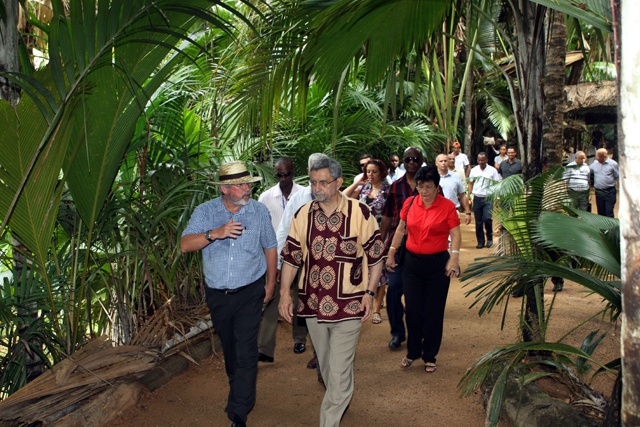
[257,281,281,357]
[306,317,361,427]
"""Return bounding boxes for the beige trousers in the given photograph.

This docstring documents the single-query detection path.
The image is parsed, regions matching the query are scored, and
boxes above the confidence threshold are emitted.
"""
[306,317,361,427]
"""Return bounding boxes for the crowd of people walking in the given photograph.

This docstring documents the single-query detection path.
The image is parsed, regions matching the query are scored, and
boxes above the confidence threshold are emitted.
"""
[180,140,618,426]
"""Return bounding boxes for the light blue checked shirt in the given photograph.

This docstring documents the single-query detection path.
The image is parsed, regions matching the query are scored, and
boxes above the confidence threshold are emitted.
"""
[182,197,277,290]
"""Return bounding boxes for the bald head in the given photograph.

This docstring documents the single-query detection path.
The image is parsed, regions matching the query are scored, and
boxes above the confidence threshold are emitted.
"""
[435,154,448,174]
[596,148,608,164]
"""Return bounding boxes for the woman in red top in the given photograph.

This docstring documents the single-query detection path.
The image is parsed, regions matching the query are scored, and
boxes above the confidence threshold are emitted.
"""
[385,165,461,373]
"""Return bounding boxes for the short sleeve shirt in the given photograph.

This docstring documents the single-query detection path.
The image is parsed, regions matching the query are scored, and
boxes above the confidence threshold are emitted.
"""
[281,194,385,322]
[438,171,465,208]
[182,198,277,289]
[401,195,460,255]
[381,175,417,246]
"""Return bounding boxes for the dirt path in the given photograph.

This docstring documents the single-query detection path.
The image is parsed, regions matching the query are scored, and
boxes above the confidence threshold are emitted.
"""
[114,221,619,427]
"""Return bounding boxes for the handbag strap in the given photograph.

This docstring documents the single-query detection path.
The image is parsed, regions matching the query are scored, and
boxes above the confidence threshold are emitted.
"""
[403,196,416,237]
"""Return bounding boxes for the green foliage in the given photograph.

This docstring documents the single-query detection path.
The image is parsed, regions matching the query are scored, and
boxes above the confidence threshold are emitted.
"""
[460,169,620,425]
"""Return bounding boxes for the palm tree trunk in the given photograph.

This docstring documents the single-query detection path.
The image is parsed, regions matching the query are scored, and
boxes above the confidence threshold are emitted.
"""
[541,9,566,168]
[506,0,546,179]
[0,0,20,106]
[1,0,46,381]
[619,0,640,424]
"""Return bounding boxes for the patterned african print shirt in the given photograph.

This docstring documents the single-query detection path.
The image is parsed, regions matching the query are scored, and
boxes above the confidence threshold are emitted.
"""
[281,193,385,322]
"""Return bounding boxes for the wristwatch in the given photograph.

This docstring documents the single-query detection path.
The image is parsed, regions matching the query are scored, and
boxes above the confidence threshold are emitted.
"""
[204,230,214,242]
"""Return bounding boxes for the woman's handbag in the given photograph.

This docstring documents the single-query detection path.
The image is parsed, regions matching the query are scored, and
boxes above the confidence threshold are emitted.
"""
[394,196,416,266]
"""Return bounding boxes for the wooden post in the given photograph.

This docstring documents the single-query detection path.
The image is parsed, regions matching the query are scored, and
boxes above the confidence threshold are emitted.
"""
[619,0,640,424]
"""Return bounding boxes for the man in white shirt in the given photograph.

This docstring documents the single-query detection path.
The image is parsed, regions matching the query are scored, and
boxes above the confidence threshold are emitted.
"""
[386,153,405,184]
[435,154,471,224]
[257,157,303,363]
[447,153,467,184]
[563,151,590,211]
[452,141,470,177]
[468,152,501,249]
[276,153,330,373]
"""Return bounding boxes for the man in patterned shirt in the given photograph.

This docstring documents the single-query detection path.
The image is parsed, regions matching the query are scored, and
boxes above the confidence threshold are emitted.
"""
[279,157,384,427]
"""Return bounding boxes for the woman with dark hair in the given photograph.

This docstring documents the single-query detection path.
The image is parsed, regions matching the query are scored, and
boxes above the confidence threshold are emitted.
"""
[493,144,507,169]
[385,165,461,373]
[345,158,390,324]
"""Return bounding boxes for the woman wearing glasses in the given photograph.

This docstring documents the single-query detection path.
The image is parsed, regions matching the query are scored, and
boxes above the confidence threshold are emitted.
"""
[344,159,390,324]
[385,165,461,373]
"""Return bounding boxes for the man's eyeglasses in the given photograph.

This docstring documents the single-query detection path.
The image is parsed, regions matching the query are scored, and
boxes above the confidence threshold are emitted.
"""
[310,178,337,187]
[404,157,421,164]
[276,171,293,178]
[359,162,368,169]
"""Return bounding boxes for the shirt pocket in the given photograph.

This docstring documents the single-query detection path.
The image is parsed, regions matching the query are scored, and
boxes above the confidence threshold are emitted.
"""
[334,235,363,287]
[239,228,260,251]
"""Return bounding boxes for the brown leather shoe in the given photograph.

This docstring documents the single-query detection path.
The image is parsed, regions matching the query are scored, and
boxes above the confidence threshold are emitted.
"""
[306,356,317,369]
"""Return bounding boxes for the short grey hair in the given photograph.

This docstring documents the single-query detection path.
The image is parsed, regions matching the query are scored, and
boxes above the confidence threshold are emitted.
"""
[308,153,330,169]
[310,157,342,179]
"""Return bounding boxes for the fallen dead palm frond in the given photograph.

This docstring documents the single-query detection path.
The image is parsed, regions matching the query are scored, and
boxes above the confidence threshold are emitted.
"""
[0,335,157,424]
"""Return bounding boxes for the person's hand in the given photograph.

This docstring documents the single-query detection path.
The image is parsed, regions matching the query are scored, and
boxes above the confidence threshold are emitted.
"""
[217,218,244,239]
[264,282,275,303]
[385,253,397,272]
[278,295,294,324]
[445,258,460,278]
[464,213,472,225]
[359,293,374,322]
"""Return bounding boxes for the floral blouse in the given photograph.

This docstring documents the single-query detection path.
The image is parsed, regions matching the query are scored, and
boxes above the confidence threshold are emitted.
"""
[359,181,390,225]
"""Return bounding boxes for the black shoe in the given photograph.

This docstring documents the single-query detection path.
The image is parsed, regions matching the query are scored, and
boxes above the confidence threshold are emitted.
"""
[486,241,493,248]
[553,282,564,292]
[306,356,317,369]
[476,244,484,249]
[258,352,274,363]
[230,413,246,427]
[388,336,405,350]
[293,343,306,354]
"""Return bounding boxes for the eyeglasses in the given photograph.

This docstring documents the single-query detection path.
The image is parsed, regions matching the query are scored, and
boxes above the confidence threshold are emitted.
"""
[359,163,368,169]
[230,183,252,189]
[275,171,292,178]
[417,182,437,191]
[309,178,337,187]
[404,157,421,164]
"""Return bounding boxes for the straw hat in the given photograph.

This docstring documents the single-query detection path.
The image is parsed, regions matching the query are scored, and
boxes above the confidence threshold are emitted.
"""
[212,161,262,185]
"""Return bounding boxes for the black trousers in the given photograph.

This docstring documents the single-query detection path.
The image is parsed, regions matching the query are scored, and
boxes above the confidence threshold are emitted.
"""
[473,196,493,245]
[402,250,450,364]
[595,186,616,218]
[205,278,265,424]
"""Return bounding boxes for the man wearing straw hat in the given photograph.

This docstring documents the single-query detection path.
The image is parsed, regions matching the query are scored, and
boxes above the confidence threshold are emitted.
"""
[181,161,277,427]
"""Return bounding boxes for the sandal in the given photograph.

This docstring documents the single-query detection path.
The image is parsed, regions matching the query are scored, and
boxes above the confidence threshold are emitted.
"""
[400,357,414,368]
[424,362,437,373]
[372,312,382,324]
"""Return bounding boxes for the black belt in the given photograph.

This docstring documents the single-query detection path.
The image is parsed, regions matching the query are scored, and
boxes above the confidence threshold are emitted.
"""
[212,283,253,294]
[595,187,616,191]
